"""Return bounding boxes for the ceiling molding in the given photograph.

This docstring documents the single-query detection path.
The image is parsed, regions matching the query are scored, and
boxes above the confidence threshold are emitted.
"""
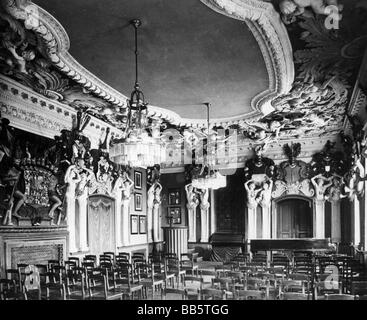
[3,0,294,130]
[0,74,123,148]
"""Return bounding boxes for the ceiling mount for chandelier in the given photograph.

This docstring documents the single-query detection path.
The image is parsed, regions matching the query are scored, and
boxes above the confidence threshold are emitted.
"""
[191,102,226,190]
[110,19,165,168]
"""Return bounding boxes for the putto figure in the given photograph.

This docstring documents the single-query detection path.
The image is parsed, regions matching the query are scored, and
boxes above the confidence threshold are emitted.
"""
[311,173,333,201]
[244,180,262,209]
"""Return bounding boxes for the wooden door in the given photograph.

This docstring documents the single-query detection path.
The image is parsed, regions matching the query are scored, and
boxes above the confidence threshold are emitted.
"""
[277,199,312,239]
[87,195,115,256]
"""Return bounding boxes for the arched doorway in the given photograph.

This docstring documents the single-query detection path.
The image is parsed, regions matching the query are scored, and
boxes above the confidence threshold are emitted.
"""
[275,197,313,239]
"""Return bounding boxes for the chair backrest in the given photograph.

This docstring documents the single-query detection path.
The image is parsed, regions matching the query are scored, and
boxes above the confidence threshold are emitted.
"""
[351,281,367,296]
[280,292,310,300]
[201,288,227,300]
[68,257,80,267]
[117,252,130,260]
[103,252,115,260]
[279,279,307,294]
[183,276,203,289]
[212,277,233,291]
[164,287,188,300]
[47,260,61,271]
[235,289,265,300]
[64,261,77,271]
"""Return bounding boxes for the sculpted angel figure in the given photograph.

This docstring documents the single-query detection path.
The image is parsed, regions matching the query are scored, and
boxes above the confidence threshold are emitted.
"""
[121,173,134,201]
[279,0,343,24]
[244,180,262,210]
[185,183,199,210]
[199,188,210,211]
[326,174,346,202]
[258,177,274,208]
[311,174,333,201]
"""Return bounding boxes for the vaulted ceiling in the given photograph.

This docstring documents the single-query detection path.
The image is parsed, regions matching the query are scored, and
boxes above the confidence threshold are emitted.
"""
[34,0,268,120]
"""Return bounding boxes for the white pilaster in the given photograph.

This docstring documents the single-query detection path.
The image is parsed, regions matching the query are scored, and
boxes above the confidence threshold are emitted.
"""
[247,207,257,240]
[187,205,196,242]
[77,196,89,252]
[352,197,361,246]
[314,200,325,239]
[330,201,341,243]
[261,206,271,239]
[210,189,216,236]
[121,200,130,246]
[200,207,209,243]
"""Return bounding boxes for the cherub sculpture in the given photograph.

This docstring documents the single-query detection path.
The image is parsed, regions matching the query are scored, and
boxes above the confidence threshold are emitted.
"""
[279,0,343,24]
[311,173,333,201]
[244,180,262,210]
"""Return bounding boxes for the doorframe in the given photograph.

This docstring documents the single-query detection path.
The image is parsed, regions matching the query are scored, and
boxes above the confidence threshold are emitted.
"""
[271,195,313,239]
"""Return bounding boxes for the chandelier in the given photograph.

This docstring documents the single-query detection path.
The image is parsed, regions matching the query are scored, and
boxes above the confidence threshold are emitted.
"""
[110,19,165,168]
[191,103,226,190]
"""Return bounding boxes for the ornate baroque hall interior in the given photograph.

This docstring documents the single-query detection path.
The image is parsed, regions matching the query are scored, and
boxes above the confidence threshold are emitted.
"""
[2,0,367,302]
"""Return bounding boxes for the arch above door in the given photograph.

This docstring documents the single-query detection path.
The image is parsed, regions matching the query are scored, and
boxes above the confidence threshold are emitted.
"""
[272,195,313,239]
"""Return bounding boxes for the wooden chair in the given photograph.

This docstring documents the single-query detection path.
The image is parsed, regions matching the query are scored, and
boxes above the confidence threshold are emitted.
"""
[183,276,204,298]
[6,269,21,292]
[65,267,87,300]
[278,279,307,295]
[114,263,143,300]
[0,279,24,300]
[167,257,185,288]
[44,273,66,300]
[138,262,164,299]
[180,253,199,276]
[88,269,123,300]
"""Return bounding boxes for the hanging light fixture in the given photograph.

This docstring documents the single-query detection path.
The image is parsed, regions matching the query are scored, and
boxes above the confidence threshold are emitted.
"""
[110,19,165,168]
[191,103,226,190]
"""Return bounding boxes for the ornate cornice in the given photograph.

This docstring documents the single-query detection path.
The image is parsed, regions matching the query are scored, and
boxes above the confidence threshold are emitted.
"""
[3,0,294,130]
[0,75,125,148]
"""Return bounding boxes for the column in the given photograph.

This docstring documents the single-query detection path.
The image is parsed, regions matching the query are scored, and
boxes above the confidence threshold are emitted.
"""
[153,204,161,242]
[200,206,210,243]
[210,189,216,236]
[147,205,153,243]
[115,194,122,248]
[330,200,341,243]
[121,200,130,246]
[187,205,197,243]
[364,158,367,250]
[247,207,257,240]
[77,195,89,252]
[261,206,271,239]
[66,193,77,253]
[314,200,325,239]
[352,197,361,246]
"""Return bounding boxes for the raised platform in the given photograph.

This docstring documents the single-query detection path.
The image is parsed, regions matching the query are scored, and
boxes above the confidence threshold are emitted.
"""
[250,238,333,252]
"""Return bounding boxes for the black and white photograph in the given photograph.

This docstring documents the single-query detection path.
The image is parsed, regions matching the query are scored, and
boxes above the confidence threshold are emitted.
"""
[1,0,367,310]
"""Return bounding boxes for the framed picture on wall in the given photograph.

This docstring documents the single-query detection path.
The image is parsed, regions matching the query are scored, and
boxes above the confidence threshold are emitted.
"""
[135,193,142,211]
[167,207,181,224]
[139,216,146,234]
[131,215,138,234]
[168,188,181,205]
[134,171,142,189]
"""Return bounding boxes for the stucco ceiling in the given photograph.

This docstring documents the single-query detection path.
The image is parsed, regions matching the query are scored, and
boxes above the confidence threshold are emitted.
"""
[34,0,268,119]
